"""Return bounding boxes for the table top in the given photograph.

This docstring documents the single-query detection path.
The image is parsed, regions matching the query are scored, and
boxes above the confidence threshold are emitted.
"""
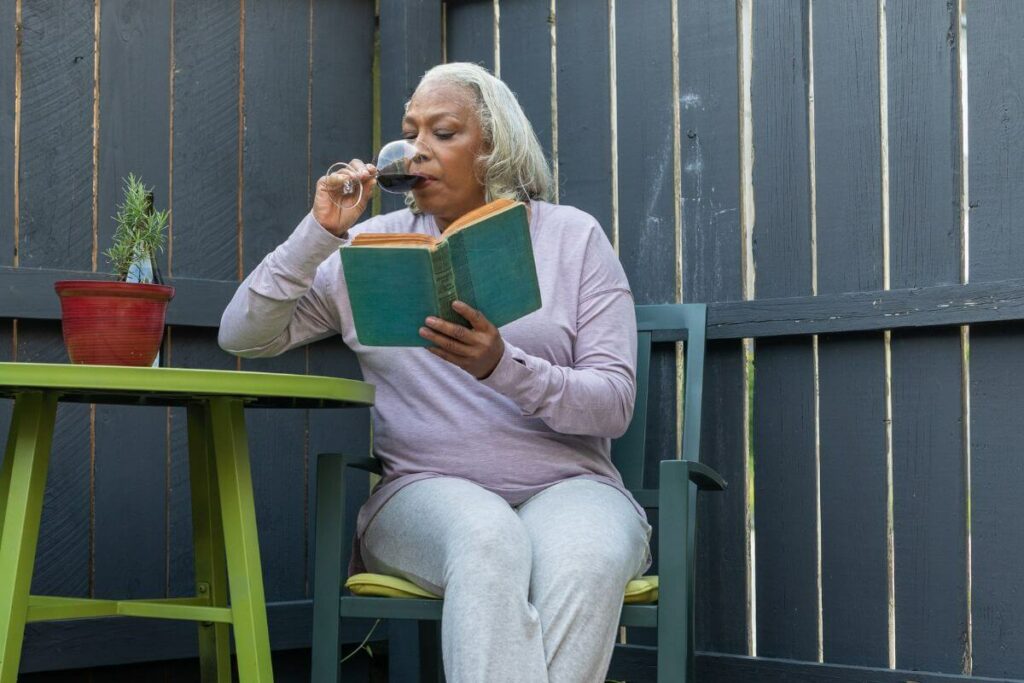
[0,362,375,409]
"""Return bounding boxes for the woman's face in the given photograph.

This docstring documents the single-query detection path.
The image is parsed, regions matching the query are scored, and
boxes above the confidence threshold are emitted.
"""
[403,82,488,229]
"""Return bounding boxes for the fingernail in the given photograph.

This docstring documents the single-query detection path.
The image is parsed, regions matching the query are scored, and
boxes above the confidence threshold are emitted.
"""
[419,327,428,335]
[426,317,438,325]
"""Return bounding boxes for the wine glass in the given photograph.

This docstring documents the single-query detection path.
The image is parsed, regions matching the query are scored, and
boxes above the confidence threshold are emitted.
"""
[325,139,429,210]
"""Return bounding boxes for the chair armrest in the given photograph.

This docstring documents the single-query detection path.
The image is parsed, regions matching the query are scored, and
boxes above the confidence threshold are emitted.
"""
[317,452,382,476]
[686,461,727,491]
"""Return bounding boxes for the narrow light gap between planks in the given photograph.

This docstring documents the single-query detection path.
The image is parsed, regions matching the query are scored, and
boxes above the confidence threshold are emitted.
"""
[737,0,757,657]
[804,0,824,662]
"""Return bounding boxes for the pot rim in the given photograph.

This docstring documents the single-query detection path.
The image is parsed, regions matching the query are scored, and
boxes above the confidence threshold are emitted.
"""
[54,279,175,301]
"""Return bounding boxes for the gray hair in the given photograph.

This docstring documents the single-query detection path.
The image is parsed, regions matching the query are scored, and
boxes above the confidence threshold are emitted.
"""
[404,62,554,213]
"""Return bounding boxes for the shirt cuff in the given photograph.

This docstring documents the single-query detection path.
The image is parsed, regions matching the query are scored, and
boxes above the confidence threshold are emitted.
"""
[274,212,348,277]
[479,341,534,400]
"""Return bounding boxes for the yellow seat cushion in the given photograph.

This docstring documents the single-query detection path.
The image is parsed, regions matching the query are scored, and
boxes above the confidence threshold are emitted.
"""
[346,573,659,604]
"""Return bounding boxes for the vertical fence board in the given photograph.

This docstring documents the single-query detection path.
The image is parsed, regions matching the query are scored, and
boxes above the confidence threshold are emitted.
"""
[170,0,240,281]
[379,0,442,214]
[678,0,747,655]
[14,2,95,605]
[166,328,236,600]
[0,0,13,269]
[614,0,675,489]
[554,0,612,237]
[751,0,817,662]
[967,1,1024,677]
[241,0,311,604]
[307,0,374,606]
[679,0,742,305]
[18,1,94,271]
[888,0,967,673]
[165,0,242,600]
[93,0,171,602]
[445,0,494,70]
[813,0,888,667]
[0,11,10,509]
[16,323,91,599]
[612,0,674,649]
[695,342,747,654]
[311,0,376,192]
[306,338,372,638]
[0,0,12,447]
[498,0,553,161]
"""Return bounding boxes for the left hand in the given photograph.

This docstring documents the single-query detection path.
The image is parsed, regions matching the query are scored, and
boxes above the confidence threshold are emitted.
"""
[420,301,505,379]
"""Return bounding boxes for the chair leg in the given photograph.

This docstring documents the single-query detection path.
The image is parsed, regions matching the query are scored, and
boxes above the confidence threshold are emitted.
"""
[0,393,56,683]
[658,460,692,683]
[208,398,274,682]
[188,403,232,683]
[311,454,346,683]
[418,620,444,683]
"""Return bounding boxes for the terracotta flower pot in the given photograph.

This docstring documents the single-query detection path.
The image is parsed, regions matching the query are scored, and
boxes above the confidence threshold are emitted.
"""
[54,280,175,366]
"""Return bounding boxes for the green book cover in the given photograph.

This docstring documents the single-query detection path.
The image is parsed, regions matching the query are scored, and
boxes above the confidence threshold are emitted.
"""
[340,201,542,346]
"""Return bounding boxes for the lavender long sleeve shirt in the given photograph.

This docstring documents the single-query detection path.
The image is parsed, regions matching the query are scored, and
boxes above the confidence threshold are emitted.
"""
[218,200,642,567]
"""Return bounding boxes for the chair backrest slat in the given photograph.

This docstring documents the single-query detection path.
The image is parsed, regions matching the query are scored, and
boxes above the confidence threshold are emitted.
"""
[612,304,707,490]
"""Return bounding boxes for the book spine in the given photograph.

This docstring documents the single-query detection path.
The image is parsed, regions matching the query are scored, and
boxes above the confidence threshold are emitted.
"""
[431,243,461,324]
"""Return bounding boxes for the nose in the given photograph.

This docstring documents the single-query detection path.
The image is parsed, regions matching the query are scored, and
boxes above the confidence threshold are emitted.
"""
[410,137,432,163]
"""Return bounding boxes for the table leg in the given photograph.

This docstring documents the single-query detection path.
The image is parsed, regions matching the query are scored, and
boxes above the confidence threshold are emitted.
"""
[208,398,274,682]
[188,403,232,683]
[0,393,56,683]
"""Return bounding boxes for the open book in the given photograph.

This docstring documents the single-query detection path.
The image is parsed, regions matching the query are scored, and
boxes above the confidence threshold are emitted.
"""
[340,198,542,346]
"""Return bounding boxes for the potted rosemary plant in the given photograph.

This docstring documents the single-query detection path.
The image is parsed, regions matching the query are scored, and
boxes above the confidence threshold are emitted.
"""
[54,174,175,366]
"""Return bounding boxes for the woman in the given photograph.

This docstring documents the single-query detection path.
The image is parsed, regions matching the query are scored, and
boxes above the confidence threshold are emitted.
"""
[219,62,650,683]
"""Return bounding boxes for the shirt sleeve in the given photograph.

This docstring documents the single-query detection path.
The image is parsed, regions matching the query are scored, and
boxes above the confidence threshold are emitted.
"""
[479,226,638,438]
[218,212,348,358]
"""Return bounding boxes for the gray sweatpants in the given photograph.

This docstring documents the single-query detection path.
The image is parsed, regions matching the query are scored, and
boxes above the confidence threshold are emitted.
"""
[361,476,651,683]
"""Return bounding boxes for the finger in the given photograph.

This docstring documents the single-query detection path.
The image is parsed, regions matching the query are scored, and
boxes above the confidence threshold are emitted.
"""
[451,301,492,331]
[419,326,474,356]
[424,316,473,343]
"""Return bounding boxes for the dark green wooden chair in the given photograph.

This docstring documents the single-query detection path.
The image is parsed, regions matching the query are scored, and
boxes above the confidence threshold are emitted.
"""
[311,303,726,682]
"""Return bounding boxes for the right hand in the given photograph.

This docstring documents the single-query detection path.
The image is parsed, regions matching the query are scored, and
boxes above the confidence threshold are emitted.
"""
[313,159,377,237]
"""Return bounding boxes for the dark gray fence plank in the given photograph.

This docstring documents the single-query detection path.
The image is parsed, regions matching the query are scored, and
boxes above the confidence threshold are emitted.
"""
[379,0,442,213]
[0,0,13,270]
[165,327,236,598]
[968,2,1024,677]
[93,0,171,604]
[171,0,240,281]
[751,0,817,662]
[888,0,967,673]
[813,0,888,667]
[817,334,887,663]
[679,0,742,305]
[614,0,675,488]
[311,0,376,204]
[306,0,374,609]
[241,0,314,604]
[555,0,611,236]
[891,328,966,671]
[678,0,747,655]
[306,337,372,636]
[498,0,553,161]
[11,1,96,612]
[15,323,91,602]
[18,1,94,271]
[445,0,494,70]
[694,342,747,654]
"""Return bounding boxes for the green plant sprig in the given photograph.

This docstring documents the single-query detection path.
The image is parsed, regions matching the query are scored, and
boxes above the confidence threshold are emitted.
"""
[104,173,168,281]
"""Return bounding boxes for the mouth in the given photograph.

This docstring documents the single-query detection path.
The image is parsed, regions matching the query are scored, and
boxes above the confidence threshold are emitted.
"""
[413,175,436,189]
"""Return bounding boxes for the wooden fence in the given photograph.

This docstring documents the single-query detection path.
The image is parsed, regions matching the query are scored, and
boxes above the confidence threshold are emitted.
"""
[1,1,1022,681]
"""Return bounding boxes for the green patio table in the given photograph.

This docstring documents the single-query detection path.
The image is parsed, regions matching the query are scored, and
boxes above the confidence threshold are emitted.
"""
[0,362,374,682]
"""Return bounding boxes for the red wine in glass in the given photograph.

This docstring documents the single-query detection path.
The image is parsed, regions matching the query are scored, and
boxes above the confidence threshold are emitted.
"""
[325,139,428,209]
